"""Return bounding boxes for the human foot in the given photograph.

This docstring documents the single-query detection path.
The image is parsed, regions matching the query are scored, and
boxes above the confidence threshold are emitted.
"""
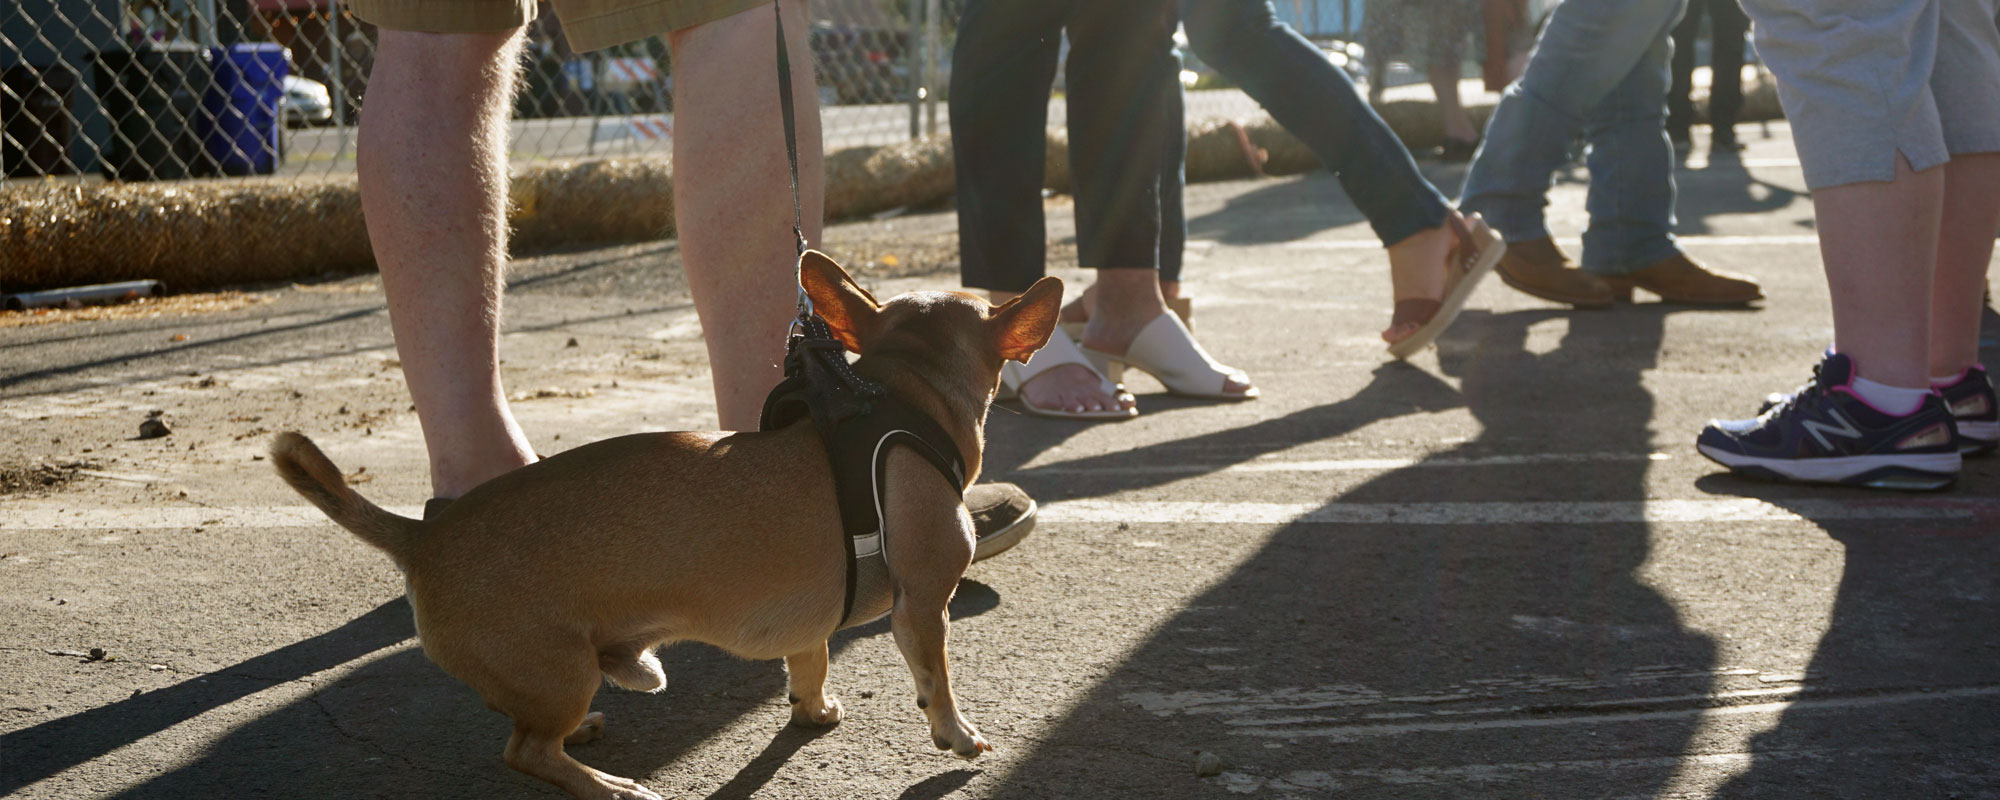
[1382,212,1504,357]
[1078,271,1252,399]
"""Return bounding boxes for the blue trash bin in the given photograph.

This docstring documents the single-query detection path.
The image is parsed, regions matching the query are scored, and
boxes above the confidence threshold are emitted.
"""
[201,43,288,176]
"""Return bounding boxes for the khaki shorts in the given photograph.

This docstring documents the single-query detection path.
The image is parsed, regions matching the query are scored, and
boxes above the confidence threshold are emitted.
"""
[349,0,771,52]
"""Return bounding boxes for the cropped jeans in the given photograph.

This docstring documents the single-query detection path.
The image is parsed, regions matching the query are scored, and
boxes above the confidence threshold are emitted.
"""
[1179,0,1452,250]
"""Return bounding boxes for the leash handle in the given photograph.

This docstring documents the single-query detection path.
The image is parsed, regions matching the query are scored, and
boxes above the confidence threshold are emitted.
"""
[774,1,812,323]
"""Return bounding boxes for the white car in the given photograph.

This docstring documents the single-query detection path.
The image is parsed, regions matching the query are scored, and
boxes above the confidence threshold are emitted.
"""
[280,74,333,127]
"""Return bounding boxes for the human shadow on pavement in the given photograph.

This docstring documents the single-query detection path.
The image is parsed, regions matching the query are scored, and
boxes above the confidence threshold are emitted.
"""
[983,358,1473,502]
[1697,324,2000,797]
[985,305,1719,797]
[1670,155,1800,237]
[6,577,997,799]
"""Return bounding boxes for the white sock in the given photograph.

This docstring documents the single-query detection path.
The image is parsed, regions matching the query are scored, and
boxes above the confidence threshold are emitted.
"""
[1932,373,1965,388]
[1850,377,1929,416]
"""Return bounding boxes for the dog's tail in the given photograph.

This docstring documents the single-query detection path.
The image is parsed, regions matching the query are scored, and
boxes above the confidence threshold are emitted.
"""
[270,432,419,566]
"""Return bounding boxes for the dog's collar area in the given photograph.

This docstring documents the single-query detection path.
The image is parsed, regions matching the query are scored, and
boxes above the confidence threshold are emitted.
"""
[759,314,967,629]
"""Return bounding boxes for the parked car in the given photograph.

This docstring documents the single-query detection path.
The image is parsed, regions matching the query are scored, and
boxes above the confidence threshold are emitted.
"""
[280,74,333,127]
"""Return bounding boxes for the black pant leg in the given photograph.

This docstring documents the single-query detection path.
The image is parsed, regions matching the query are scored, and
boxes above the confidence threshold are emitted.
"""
[950,0,1066,292]
[1667,0,1703,138]
[1064,0,1177,270]
[1707,0,1749,129]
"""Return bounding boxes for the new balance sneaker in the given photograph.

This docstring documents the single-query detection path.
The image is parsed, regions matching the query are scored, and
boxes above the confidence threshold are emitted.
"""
[1935,365,1999,456]
[1701,352,1962,490]
[1762,362,1998,456]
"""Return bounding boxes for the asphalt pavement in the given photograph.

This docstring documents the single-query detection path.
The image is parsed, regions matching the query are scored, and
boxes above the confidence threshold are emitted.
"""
[4,122,1999,799]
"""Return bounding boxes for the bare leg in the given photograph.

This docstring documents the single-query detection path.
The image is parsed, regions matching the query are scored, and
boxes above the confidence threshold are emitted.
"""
[668,0,825,431]
[1930,153,2000,376]
[1082,267,1253,395]
[1431,62,1478,144]
[785,641,843,726]
[1381,217,1458,343]
[1814,153,1944,389]
[359,30,536,499]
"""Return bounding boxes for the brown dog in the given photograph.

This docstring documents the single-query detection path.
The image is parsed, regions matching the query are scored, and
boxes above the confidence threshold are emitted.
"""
[271,253,1060,800]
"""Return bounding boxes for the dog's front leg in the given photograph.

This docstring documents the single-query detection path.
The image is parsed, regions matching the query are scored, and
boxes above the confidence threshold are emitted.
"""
[785,641,844,726]
[890,590,991,759]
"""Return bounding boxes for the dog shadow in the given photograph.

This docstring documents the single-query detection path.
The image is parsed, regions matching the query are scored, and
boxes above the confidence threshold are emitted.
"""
[0,577,1002,799]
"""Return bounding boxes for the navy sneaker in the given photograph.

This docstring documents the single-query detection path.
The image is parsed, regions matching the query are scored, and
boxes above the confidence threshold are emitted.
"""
[1701,352,1962,490]
[1935,365,1998,456]
[1762,362,1997,456]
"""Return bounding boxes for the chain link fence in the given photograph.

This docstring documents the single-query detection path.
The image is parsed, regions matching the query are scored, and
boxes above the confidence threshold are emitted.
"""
[1,0,970,183]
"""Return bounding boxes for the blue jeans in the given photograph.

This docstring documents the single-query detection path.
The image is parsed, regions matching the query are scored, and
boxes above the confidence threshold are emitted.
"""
[1180,0,1451,249]
[1459,0,1688,275]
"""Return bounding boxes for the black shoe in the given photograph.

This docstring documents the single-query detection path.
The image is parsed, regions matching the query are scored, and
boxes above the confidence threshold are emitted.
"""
[1711,128,1746,153]
[1702,352,1962,490]
[424,498,453,520]
[967,482,1035,563]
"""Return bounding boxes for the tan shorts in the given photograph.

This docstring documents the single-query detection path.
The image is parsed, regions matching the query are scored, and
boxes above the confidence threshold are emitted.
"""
[349,0,771,52]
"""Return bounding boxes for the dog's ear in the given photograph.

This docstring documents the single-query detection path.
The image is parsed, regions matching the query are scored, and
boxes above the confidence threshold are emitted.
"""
[988,276,1063,363]
[800,250,881,353]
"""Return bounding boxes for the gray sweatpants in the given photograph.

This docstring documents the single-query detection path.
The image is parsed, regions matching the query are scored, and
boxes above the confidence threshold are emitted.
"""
[1739,0,2000,189]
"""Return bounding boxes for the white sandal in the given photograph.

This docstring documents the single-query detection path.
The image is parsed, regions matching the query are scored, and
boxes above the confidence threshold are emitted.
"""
[1080,312,1257,401]
[997,328,1138,420]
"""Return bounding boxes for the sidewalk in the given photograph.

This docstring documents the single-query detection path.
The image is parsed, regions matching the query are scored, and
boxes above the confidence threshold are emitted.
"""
[4,124,1998,799]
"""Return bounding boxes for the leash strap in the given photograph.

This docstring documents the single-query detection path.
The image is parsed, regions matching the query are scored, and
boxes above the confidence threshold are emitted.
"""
[774,1,811,320]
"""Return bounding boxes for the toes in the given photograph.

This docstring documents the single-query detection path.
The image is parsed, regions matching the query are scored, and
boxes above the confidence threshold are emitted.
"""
[953,735,991,760]
[790,696,844,727]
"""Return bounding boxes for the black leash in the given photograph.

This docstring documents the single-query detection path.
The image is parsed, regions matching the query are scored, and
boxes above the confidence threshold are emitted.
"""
[774,1,810,321]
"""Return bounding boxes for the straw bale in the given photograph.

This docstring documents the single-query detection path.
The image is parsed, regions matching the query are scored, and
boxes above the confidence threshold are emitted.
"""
[824,135,959,219]
[509,157,676,250]
[1,177,370,292]
[0,75,1785,293]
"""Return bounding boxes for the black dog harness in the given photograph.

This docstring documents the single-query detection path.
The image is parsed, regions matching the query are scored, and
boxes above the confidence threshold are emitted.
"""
[758,4,963,629]
[760,315,967,629]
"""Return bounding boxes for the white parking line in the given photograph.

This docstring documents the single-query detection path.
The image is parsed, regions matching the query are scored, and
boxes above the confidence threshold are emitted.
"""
[1038,498,1987,525]
[1249,234,1822,251]
[1028,452,1668,476]
[4,496,1987,531]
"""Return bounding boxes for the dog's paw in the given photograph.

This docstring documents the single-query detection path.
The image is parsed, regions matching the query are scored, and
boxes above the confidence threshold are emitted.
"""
[932,720,992,760]
[789,695,844,727]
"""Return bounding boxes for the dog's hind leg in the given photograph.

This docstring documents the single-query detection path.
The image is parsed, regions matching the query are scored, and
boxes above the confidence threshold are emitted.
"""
[784,640,844,727]
[472,645,661,800]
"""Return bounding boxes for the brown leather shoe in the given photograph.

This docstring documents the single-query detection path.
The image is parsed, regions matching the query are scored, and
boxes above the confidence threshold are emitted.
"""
[1604,253,1764,305]
[1495,237,1613,308]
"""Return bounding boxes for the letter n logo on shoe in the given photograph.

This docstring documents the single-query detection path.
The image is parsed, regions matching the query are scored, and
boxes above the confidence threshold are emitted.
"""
[1802,410,1862,450]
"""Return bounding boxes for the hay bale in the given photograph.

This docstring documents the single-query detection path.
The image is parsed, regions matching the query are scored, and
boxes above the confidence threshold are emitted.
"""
[825,135,959,219]
[0,79,1790,293]
[0,176,371,291]
[510,157,676,250]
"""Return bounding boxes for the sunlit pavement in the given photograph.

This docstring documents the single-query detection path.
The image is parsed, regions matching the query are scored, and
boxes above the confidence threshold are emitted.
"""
[4,122,1998,799]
